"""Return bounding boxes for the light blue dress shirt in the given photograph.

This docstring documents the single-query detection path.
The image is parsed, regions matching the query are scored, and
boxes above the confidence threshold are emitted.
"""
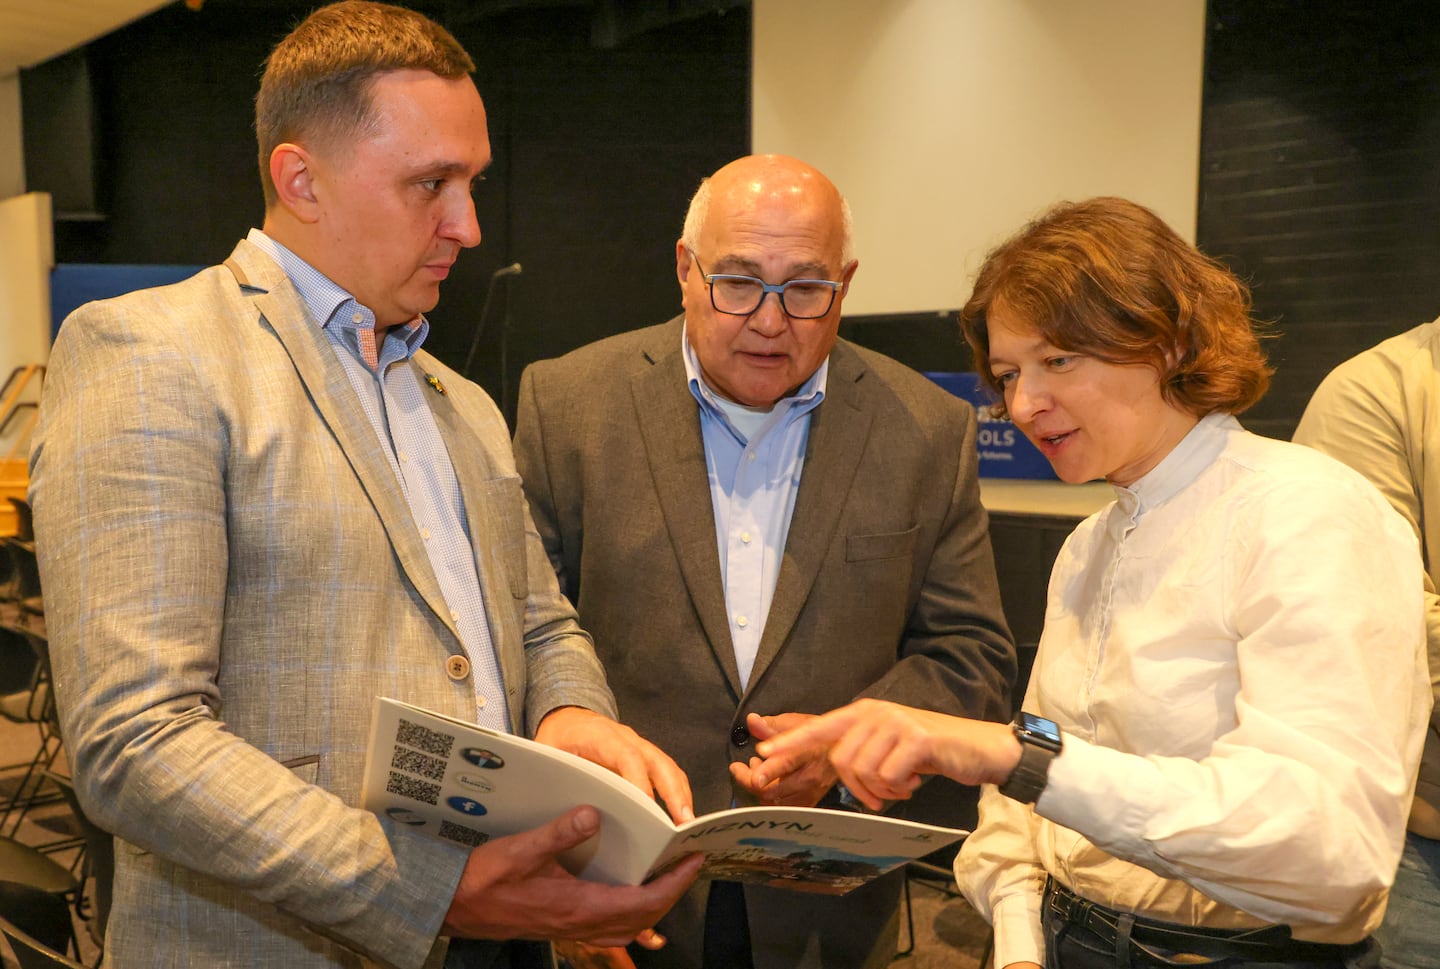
[247,229,510,731]
[681,322,827,688]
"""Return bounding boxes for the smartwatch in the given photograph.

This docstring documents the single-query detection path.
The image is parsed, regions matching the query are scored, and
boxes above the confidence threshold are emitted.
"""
[998,712,1063,804]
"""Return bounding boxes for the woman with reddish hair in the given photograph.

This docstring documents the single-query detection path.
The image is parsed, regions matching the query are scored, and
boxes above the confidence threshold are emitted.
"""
[756,198,1429,969]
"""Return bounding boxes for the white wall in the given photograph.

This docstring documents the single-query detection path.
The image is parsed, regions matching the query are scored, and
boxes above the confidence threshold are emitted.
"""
[753,0,1207,315]
[0,74,23,199]
[1,73,48,467]
[0,191,53,459]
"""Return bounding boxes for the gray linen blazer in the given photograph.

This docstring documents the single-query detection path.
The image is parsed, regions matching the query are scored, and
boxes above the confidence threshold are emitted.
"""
[30,239,615,969]
[513,318,1016,969]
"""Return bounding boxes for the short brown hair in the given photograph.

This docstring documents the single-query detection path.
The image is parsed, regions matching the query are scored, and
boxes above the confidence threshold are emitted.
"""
[959,196,1271,418]
[255,1,475,208]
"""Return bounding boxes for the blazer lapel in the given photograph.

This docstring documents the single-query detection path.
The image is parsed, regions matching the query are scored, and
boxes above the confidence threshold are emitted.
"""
[747,343,873,693]
[631,332,744,697]
[223,242,457,641]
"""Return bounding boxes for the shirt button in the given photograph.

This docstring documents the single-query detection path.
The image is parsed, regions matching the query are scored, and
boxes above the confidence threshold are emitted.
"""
[731,724,750,747]
[399,451,409,463]
[747,452,757,462]
[421,528,432,540]
[449,609,460,622]
[476,695,487,709]
[445,655,471,680]
[736,615,748,628]
[740,531,752,544]
[352,312,362,324]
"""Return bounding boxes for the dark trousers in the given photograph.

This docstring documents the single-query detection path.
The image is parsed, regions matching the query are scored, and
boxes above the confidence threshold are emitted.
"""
[444,939,554,969]
[701,880,755,969]
[1041,879,1380,969]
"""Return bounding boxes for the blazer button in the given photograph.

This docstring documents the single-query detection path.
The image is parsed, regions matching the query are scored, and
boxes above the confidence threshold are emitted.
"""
[731,724,750,747]
[445,655,471,681]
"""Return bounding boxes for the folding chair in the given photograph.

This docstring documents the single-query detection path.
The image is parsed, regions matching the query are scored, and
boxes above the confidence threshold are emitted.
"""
[0,626,65,837]
[0,908,87,969]
[42,771,111,955]
[0,842,82,961]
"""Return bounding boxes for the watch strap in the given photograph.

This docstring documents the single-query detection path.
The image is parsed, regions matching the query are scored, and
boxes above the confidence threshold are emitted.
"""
[999,722,1059,804]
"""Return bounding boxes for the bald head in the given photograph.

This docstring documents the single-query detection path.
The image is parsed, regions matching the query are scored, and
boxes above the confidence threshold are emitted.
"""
[681,155,855,268]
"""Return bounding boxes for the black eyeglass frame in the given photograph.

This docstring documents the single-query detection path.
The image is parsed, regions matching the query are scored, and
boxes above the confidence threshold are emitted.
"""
[687,248,845,320]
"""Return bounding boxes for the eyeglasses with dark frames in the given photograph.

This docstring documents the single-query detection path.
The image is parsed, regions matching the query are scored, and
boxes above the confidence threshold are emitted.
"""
[687,249,844,320]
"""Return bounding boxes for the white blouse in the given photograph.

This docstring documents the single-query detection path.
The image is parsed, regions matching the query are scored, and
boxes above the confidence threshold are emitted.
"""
[956,412,1431,966]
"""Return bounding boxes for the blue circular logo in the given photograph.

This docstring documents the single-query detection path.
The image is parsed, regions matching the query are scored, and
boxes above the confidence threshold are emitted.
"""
[447,795,489,817]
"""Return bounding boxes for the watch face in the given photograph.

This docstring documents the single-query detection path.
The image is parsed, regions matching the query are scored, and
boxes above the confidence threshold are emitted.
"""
[1018,712,1062,745]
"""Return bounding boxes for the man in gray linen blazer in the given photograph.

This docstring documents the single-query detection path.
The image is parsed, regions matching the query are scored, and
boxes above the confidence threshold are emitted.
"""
[513,154,1016,969]
[28,4,697,968]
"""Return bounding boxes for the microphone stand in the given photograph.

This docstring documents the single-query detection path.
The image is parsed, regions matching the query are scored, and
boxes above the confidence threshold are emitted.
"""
[500,290,516,430]
[462,261,522,383]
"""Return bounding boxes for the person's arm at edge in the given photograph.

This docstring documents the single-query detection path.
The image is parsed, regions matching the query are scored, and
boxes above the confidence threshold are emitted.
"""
[1293,352,1440,750]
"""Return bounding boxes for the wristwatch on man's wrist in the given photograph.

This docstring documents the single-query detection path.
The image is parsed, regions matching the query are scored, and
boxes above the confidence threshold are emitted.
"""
[998,712,1063,804]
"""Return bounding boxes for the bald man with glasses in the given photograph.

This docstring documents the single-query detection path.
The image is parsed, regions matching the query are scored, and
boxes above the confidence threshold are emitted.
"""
[513,154,1016,969]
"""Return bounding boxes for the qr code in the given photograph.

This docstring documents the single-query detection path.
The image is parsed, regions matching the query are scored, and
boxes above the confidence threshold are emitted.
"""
[385,771,440,806]
[390,745,447,782]
[396,718,455,758]
[438,820,489,847]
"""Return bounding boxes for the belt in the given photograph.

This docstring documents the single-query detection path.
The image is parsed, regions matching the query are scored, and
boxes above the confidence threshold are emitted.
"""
[1045,879,1367,965]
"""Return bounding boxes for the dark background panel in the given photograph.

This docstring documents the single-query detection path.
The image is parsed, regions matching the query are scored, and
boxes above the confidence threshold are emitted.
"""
[26,0,750,424]
[19,49,102,219]
[1198,0,1440,441]
[838,311,974,378]
[488,9,749,422]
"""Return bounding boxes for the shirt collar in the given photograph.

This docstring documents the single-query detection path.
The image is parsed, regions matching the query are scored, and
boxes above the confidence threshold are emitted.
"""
[1112,411,1239,513]
[680,318,828,420]
[246,228,429,367]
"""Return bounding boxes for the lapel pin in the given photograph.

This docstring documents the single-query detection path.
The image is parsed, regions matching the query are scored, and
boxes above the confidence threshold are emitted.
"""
[425,373,448,396]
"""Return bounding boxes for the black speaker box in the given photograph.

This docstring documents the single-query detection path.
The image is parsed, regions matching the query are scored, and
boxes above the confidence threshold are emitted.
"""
[21,48,104,220]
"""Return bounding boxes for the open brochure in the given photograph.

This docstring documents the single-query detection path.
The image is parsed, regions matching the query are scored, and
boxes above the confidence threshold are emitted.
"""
[361,697,967,895]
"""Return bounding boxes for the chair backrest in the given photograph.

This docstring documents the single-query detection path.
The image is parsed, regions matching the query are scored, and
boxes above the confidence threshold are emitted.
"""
[42,770,112,947]
[0,622,42,699]
[0,912,85,969]
[7,497,33,542]
[2,624,55,728]
[0,538,14,594]
[15,627,58,729]
[3,538,42,601]
[0,623,48,729]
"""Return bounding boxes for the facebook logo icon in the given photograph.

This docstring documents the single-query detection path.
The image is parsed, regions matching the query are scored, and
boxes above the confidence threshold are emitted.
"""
[447,795,488,817]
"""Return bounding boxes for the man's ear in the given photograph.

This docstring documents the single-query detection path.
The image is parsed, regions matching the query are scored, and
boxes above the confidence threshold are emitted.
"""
[839,258,859,297]
[269,143,321,223]
[675,240,692,286]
